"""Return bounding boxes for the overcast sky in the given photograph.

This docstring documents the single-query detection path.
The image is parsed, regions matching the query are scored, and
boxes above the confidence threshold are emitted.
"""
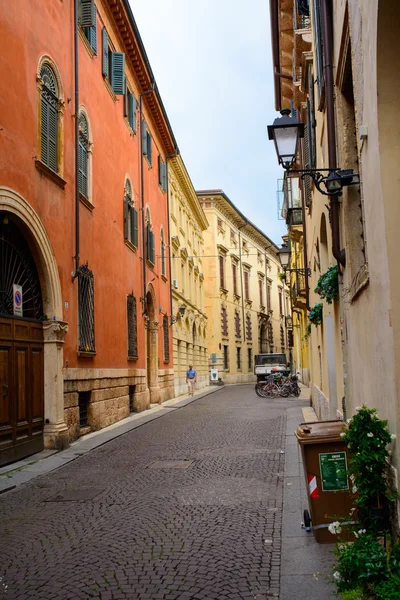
[129,0,286,246]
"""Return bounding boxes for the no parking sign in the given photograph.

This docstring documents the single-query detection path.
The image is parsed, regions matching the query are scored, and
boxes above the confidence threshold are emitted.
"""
[13,284,23,317]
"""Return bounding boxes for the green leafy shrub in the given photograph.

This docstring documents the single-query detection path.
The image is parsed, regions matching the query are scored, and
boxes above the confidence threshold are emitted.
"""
[341,588,364,600]
[341,405,394,509]
[333,533,388,594]
[314,265,339,303]
[375,576,400,600]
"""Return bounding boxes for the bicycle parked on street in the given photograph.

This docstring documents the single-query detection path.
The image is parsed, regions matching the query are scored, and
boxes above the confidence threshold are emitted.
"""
[255,373,301,398]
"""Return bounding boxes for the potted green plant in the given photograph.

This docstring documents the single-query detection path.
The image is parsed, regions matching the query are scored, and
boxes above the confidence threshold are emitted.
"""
[278,271,286,284]
[308,303,323,326]
[315,265,339,303]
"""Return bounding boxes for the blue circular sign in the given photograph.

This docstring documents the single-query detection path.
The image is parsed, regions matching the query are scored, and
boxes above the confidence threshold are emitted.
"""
[15,290,22,307]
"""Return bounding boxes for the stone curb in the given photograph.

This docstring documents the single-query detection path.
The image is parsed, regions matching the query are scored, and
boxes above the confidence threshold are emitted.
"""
[0,385,225,495]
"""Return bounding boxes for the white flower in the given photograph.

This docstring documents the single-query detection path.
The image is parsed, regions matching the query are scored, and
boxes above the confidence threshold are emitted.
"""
[391,434,396,440]
[352,485,358,493]
[357,529,366,536]
[346,418,352,424]
[350,507,356,514]
[367,432,374,437]
[350,474,355,481]
[328,521,342,535]
[354,531,359,538]
[389,450,392,456]
[333,571,342,582]
[355,406,361,412]
[340,432,345,438]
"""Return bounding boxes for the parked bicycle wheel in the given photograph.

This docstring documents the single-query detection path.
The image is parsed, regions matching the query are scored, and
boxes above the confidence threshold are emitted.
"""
[279,383,291,398]
[255,383,264,397]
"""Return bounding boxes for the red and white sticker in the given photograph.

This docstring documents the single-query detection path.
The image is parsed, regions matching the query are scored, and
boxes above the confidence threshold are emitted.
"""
[308,474,319,499]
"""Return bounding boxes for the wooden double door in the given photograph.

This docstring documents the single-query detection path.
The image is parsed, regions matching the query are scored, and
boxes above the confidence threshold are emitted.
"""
[0,317,44,466]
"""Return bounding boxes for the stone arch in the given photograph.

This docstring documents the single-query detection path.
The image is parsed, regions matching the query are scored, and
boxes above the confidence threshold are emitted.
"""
[0,187,67,449]
[37,54,64,100]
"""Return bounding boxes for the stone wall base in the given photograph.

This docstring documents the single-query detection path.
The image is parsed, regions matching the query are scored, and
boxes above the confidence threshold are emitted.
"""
[311,383,330,421]
[174,375,209,398]
[223,373,256,385]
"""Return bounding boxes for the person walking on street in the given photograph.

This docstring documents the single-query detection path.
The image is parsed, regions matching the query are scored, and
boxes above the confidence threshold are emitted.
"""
[186,364,197,396]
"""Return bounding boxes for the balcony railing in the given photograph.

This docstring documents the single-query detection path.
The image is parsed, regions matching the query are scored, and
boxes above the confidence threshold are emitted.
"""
[291,272,307,305]
[287,208,303,227]
[294,0,311,30]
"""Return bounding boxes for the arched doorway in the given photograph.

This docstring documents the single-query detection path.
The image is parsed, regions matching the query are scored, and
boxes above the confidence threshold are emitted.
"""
[0,213,45,465]
[0,188,67,463]
[146,284,160,404]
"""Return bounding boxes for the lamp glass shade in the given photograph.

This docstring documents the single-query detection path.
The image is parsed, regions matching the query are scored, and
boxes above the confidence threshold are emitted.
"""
[179,305,186,317]
[325,171,342,193]
[278,246,291,269]
[274,127,300,167]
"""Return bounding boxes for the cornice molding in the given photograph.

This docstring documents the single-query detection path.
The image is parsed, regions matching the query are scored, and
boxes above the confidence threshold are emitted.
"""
[169,156,208,231]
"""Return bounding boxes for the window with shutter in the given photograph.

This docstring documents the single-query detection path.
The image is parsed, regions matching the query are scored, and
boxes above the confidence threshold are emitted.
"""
[302,109,312,207]
[248,348,252,371]
[235,312,241,339]
[158,156,167,192]
[163,315,169,361]
[223,345,229,370]
[312,0,324,98]
[79,0,95,26]
[78,263,95,353]
[219,255,225,289]
[221,307,228,336]
[146,131,152,166]
[246,315,252,341]
[131,207,138,248]
[127,295,138,359]
[267,282,271,311]
[78,113,89,197]
[83,2,97,54]
[40,64,59,172]
[161,230,166,276]
[244,271,250,301]
[142,120,148,155]
[236,347,242,370]
[279,290,283,315]
[232,263,238,296]
[259,279,263,306]
[102,28,109,78]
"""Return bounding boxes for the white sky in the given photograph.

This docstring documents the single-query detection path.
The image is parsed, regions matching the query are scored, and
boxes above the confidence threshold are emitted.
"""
[129,0,286,245]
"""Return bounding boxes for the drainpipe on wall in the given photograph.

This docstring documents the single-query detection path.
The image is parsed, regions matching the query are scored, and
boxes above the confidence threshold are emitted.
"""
[139,84,156,315]
[320,0,346,267]
[238,222,247,343]
[165,150,179,325]
[73,0,80,278]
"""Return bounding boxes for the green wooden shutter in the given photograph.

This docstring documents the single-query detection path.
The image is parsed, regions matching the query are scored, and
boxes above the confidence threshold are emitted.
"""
[158,155,162,186]
[79,140,88,196]
[128,92,134,129]
[132,207,138,247]
[86,4,97,54]
[102,28,109,78]
[162,161,167,192]
[131,94,137,133]
[80,0,95,27]
[124,79,128,118]
[142,121,147,155]
[150,231,155,264]
[110,52,125,94]
[124,197,129,240]
[41,97,49,166]
[48,104,58,172]
[147,132,152,165]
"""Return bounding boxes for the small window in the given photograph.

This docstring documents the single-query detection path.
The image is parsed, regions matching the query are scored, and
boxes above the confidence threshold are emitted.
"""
[160,229,166,276]
[223,345,229,370]
[40,63,59,172]
[244,270,250,301]
[259,279,264,306]
[78,263,95,353]
[124,84,137,132]
[124,180,138,248]
[246,314,252,341]
[102,27,125,94]
[248,348,252,371]
[163,315,169,362]
[158,156,167,192]
[129,385,136,413]
[279,289,283,315]
[232,262,238,296]
[221,307,228,336]
[235,311,241,339]
[142,121,152,166]
[127,294,138,359]
[78,391,91,428]
[146,209,155,264]
[236,347,242,371]
[267,281,272,311]
[78,113,89,197]
[217,218,224,230]
[219,255,225,289]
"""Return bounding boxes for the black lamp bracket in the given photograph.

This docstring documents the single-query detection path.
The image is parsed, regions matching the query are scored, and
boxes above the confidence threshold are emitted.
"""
[288,168,360,196]
[284,267,312,277]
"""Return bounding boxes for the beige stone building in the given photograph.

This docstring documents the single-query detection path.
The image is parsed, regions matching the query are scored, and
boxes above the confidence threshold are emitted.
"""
[269,0,400,512]
[197,190,290,384]
[168,156,209,396]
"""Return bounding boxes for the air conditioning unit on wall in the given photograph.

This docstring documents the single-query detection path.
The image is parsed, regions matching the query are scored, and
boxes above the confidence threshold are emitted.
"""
[173,279,178,289]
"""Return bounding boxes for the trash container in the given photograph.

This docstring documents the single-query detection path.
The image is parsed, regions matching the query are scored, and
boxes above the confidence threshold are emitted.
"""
[296,420,355,543]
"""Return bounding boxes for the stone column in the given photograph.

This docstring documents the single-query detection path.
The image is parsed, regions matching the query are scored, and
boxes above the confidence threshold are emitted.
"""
[42,320,69,449]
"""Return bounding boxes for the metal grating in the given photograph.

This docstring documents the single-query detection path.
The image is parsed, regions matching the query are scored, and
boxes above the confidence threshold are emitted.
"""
[127,295,138,358]
[78,263,95,353]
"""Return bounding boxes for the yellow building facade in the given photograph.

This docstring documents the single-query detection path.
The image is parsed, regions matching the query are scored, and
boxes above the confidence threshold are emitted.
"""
[168,156,209,396]
[197,190,291,384]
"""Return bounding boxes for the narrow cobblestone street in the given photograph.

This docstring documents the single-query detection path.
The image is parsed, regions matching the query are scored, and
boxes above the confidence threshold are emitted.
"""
[0,386,307,600]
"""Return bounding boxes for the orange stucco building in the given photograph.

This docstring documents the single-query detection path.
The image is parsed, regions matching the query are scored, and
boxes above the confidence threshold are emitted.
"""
[0,0,177,465]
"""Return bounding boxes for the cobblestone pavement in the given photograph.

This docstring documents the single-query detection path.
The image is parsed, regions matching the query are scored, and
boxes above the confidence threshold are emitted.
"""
[0,385,302,600]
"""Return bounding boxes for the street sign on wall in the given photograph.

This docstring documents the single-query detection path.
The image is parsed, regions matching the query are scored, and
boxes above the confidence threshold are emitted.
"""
[13,284,23,317]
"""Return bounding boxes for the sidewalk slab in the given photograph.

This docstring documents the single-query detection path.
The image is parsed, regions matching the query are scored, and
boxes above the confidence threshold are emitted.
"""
[0,385,223,493]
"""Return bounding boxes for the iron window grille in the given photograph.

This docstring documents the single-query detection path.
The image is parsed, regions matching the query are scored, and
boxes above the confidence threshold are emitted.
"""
[127,294,138,359]
[78,391,90,427]
[223,345,229,370]
[280,326,285,352]
[236,347,241,370]
[40,64,59,172]
[163,315,169,361]
[246,315,252,340]
[248,348,253,371]
[78,263,95,353]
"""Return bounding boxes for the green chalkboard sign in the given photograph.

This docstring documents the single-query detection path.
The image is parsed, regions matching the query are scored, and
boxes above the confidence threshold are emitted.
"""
[319,452,349,492]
